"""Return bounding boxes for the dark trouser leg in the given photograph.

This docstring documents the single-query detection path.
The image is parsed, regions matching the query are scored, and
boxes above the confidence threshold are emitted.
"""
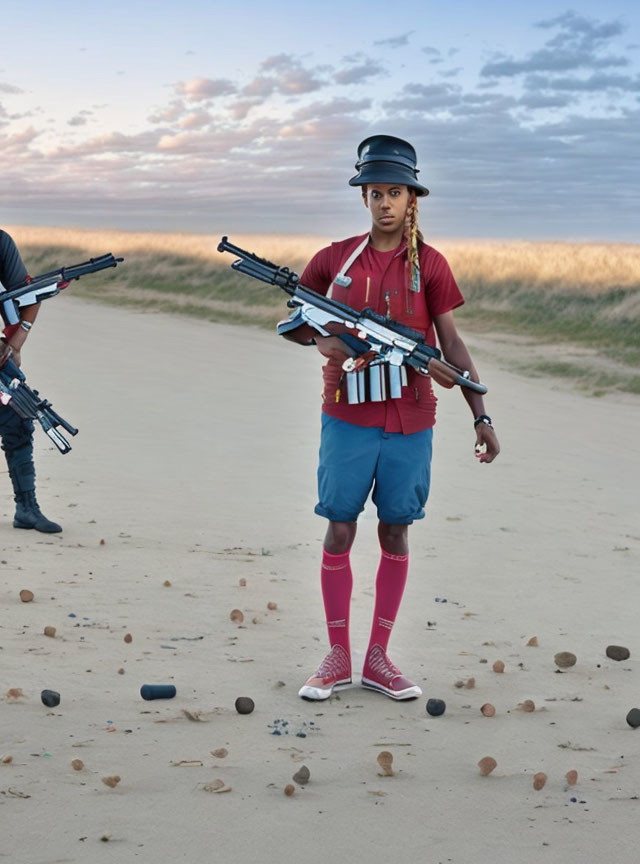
[0,405,62,533]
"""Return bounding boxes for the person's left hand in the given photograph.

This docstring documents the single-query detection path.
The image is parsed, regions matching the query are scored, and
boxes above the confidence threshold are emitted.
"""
[474,423,500,463]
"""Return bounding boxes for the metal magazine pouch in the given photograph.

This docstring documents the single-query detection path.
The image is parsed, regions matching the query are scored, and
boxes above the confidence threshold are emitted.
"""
[345,361,408,404]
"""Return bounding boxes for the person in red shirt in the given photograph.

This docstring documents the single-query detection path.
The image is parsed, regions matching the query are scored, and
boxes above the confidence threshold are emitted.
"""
[284,136,499,701]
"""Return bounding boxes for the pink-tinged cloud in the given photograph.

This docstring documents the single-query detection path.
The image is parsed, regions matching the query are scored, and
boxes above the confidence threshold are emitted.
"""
[178,110,213,129]
[254,53,327,94]
[175,77,236,101]
[148,100,187,124]
[227,98,262,120]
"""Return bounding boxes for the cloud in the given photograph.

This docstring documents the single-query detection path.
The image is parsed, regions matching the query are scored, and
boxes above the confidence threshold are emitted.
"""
[481,11,628,78]
[524,72,640,92]
[291,97,372,122]
[421,46,441,57]
[178,110,214,129]
[0,81,22,94]
[227,98,262,120]
[2,28,638,240]
[175,77,236,101]
[148,100,187,124]
[242,76,276,98]
[439,67,462,79]
[517,92,572,109]
[255,53,327,94]
[535,10,625,44]
[334,60,386,86]
[374,31,414,49]
[384,82,461,112]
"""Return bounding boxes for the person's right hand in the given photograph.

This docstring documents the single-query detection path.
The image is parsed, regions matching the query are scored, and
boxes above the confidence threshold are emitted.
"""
[315,335,354,364]
[0,340,13,368]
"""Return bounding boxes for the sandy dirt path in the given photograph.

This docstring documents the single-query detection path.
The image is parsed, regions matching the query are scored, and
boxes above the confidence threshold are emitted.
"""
[1,297,639,863]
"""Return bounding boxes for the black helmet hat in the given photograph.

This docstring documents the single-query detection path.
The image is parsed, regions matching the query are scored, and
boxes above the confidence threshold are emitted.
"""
[348,135,429,197]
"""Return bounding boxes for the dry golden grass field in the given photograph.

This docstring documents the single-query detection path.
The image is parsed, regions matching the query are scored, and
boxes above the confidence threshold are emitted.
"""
[9,226,640,394]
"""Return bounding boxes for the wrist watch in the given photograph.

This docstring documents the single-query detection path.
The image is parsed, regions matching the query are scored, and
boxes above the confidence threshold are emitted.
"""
[474,414,493,429]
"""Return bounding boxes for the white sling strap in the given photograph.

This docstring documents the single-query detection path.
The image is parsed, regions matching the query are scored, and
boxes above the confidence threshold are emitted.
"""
[328,234,370,296]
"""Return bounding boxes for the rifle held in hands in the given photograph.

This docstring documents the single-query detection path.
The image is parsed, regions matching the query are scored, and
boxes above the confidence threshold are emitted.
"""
[0,359,78,454]
[0,253,124,326]
[217,236,487,395]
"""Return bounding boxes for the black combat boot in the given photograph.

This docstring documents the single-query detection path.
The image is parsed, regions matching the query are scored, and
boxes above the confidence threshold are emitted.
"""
[14,489,62,533]
[6,445,62,533]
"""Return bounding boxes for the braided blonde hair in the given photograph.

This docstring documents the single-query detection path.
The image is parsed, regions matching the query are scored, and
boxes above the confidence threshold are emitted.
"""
[405,191,422,293]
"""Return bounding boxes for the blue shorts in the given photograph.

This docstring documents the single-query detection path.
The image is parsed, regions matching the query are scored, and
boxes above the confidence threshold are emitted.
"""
[315,414,433,525]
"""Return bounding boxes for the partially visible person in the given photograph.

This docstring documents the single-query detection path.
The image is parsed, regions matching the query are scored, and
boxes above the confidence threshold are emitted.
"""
[0,229,62,533]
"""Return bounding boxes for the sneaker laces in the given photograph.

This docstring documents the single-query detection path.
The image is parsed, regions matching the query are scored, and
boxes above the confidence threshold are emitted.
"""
[366,645,401,681]
[315,645,350,679]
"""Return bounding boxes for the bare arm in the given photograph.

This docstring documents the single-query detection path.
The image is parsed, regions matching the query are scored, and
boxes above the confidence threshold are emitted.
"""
[7,302,41,366]
[280,319,357,363]
[433,310,500,463]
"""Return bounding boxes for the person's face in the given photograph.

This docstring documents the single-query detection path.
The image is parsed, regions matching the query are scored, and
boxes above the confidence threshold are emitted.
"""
[363,184,411,234]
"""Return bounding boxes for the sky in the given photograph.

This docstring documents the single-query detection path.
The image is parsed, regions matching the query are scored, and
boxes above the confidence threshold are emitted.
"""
[1,0,638,240]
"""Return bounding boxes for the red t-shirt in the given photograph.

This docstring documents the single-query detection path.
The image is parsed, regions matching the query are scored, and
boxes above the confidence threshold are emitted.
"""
[300,233,464,434]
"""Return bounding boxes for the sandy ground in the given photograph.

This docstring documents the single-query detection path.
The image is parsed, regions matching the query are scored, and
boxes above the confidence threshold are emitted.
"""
[1,296,639,864]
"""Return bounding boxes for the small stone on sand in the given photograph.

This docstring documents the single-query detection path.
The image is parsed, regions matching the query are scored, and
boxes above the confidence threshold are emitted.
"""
[565,769,578,786]
[284,784,295,796]
[521,700,536,713]
[235,696,255,715]
[239,578,247,587]
[478,756,497,776]
[606,645,630,662]
[454,680,464,688]
[41,689,61,708]
[43,626,56,638]
[211,748,228,759]
[99,539,106,545]
[533,772,547,790]
[465,677,476,689]
[71,759,84,772]
[293,765,310,786]
[377,751,394,776]
[117,668,125,675]
[267,602,278,611]
[426,698,446,717]
[625,708,640,728]
[527,636,539,647]
[101,775,120,788]
[492,660,505,673]
[6,688,24,700]
[163,580,172,587]
[123,633,133,644]
[230,609,244,624]
[203,779,231,793]
[554,651,577,668]
[19,589,34,603]
[481,703,496,717]
[1,755,13,764]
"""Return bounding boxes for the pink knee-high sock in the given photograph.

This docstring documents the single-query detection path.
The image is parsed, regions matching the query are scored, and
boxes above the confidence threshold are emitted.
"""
[367,549,409,654]
[321,548,353,656]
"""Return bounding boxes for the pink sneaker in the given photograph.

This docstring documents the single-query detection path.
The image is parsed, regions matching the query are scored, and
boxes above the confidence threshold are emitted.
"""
[362,644,422,700]
[298,645,352,701]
